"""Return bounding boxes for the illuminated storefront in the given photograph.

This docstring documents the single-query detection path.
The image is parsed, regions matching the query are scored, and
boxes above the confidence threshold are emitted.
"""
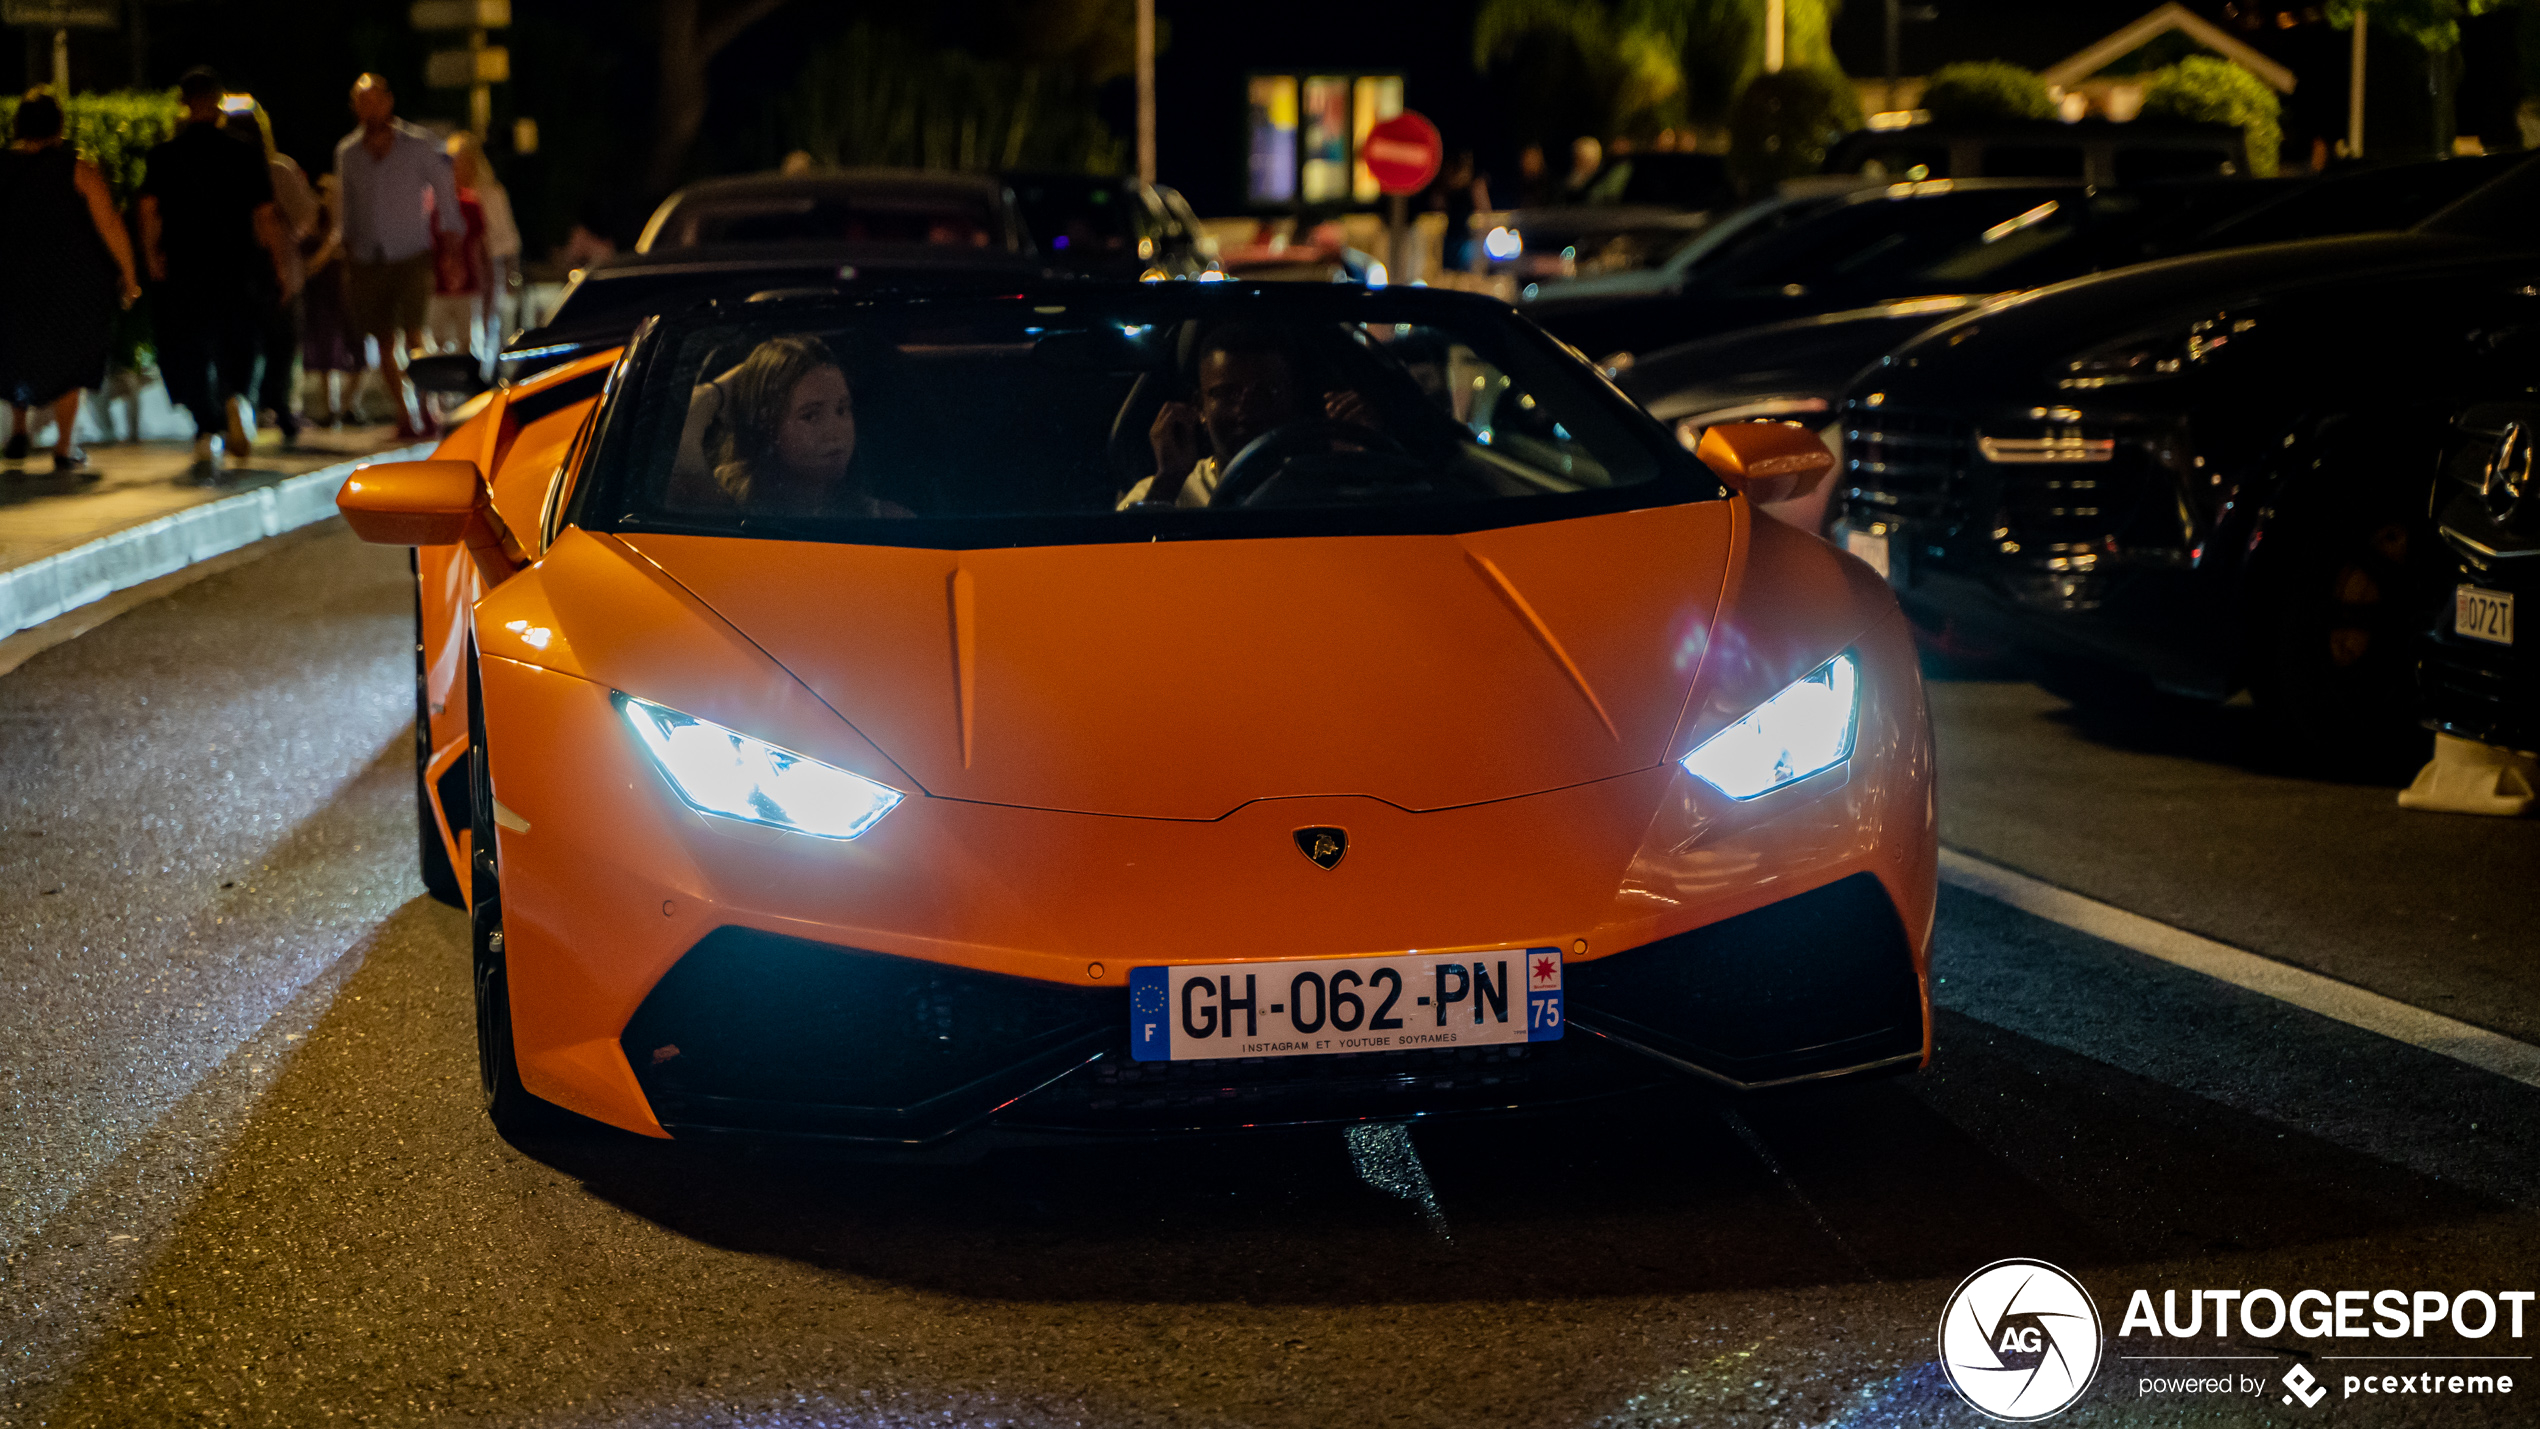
[1244,71,1404,207]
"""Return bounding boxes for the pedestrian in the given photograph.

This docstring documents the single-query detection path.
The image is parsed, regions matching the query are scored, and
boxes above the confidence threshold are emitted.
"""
[299,173,358,425]
[0,88,142,473]
[333,72,463,440]
[224,99,318,444]
[1561,136,1604,203]
[447,132,520,350]
[1423,150,1490,273]
[137,67,297,474]
[423,155,487,367]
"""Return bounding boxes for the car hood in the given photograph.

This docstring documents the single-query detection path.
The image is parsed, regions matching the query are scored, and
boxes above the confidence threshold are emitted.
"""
[1622,297,1989,420]
[619,502,1735,820]
[1865,232,2517,407]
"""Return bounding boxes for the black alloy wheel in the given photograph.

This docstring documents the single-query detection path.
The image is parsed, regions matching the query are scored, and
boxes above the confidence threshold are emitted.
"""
[2249,468,2441,766]
[467,650,567,1135]
[413,552,464,908]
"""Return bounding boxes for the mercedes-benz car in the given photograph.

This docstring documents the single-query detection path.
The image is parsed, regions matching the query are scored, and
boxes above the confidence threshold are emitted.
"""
[337,282,1935,1149]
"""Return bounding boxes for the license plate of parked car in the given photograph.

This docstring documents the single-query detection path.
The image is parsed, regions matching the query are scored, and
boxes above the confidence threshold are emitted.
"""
[2456,585,2514,646]
[1130,950,1564,1062]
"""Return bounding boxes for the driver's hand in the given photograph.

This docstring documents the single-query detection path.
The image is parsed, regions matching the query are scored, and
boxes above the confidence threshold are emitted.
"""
[1324,389,1374,429]
[1148,400,1204,503]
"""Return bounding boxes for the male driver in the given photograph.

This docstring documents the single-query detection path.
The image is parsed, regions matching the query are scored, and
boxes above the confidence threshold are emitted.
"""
[334,73,463,439]
[1120,323,1369,508]
[139,67,296,473]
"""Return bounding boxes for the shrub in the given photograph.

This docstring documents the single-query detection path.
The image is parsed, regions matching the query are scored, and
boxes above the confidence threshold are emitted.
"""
[1919,61,2057,122]
[1728,67,1864,194]
[2139,55,2283,177]
[0,88,181,205]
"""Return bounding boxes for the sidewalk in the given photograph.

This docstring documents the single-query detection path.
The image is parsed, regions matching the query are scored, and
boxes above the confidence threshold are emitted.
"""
[0,426,428,647]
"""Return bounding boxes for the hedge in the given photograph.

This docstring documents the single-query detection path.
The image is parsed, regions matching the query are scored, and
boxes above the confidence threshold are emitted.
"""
[2140,56,2283,177]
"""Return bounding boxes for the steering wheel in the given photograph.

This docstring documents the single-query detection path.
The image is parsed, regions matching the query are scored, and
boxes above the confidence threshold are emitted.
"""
[1210,419,1409,507]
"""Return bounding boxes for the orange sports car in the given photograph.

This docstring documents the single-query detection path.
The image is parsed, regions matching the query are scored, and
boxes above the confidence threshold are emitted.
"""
[339,283,1935,1146]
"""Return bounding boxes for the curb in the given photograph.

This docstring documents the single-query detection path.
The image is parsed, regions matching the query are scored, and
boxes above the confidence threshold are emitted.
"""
[0,444,431,643]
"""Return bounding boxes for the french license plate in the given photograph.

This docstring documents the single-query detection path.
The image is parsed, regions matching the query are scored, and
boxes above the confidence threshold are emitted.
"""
[1130,949,1563,1062]
[1844,528,1892,579]
[2456,585,2514,646]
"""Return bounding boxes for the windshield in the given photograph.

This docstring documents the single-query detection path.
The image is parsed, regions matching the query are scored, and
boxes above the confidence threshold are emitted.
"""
[581,291,1712,549]
[653,191,1007,250]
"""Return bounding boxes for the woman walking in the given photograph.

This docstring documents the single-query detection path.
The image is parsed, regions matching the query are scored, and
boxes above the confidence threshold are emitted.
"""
[0,89,142,473]
[299,173,357,426]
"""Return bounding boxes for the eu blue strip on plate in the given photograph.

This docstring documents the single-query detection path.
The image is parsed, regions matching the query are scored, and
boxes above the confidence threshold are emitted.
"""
[1130,965,1171,1062]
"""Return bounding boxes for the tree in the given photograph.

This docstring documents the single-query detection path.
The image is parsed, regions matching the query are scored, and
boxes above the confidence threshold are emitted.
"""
[1473,0,1654,150]
[2140,56,2284,175]
[649,0,795,199]
[1728,65,1861,191]
[1918,60,2057,121]
[778,22,1126,173]
[2326,0,2511,154]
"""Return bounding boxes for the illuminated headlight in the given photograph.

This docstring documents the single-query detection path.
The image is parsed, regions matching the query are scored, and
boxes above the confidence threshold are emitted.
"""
[1678,653,1860,799]
[615,693,904,839]
[1483,226,1522,261]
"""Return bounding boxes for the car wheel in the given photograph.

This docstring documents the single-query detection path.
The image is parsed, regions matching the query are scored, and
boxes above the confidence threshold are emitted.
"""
[466,649,566,1135]
[2249,485,2439,766]
[414,554,464,908]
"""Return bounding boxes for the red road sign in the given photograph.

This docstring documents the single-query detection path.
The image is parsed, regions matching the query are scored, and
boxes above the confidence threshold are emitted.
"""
[1363,111,1443,196]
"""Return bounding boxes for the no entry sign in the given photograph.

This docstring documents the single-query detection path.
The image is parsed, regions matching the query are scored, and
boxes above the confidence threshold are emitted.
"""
[1363,111,1443,196]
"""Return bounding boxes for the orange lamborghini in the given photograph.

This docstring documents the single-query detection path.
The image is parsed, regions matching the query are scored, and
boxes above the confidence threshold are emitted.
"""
[339,283,1935,1145]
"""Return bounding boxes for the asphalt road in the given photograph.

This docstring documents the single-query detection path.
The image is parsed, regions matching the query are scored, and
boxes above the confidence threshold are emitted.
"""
[4,528,2537,1428]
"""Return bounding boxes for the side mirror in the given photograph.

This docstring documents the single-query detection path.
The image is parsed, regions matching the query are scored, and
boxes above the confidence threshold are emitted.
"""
[1695,421,1836,506]
[337,459,526,583]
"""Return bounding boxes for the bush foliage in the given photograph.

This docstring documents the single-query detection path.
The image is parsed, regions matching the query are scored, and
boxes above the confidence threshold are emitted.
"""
[780,23,1123,174]
[0,88,181,204]
[2140,56,2283,176]
[1728,66,1864,193]
[1919,61,2057,122]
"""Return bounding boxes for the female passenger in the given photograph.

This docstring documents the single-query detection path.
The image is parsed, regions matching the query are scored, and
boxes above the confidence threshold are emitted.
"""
[679,334,909,518]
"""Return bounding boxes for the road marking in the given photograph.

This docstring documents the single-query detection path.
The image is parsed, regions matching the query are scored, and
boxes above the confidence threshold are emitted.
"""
[1941,847,2540,1092]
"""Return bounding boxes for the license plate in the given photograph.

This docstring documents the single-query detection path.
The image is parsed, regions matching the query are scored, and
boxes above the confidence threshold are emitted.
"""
[1844,528,1892,579]
[2457,585,2514,646]
[1130,949,1564,1062]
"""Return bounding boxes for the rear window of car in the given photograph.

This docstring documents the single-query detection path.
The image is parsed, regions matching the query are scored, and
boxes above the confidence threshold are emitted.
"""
[658,193,1004,249]
[576,291,1716,550]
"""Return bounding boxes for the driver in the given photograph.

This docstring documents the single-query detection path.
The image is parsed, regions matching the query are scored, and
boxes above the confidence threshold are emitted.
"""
[1118,322,1371,509]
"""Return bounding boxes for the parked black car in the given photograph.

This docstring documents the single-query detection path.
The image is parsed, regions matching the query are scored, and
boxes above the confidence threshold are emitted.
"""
[1623,156,2529,453]
[1530,179,2117,364]
[1824,118,2248,187]
[1831,180,2540,752]
[2423,398,2539,755]
[500,171,1042,376]
[1005,169,1215,280]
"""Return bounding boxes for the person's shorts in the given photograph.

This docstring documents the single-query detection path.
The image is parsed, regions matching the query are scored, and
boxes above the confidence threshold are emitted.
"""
[344,253,434,347]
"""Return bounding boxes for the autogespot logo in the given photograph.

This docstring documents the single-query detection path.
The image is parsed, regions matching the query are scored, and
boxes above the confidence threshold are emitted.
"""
[1940,1259,2105,1421]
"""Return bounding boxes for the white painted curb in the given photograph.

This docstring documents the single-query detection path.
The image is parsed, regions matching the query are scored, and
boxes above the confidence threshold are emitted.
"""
[0,444,431,642]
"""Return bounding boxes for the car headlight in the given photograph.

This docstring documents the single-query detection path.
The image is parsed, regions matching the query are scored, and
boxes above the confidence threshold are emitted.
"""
[1678,653,1860,799]
[615,693,904,839]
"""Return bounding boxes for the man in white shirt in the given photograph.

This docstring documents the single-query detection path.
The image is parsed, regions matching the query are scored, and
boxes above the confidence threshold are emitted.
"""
[1119,323,1371,509]
[333,73,463,439]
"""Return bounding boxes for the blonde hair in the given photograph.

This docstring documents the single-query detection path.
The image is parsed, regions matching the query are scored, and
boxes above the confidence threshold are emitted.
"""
[710,335,847,507]
[445,131,504,194]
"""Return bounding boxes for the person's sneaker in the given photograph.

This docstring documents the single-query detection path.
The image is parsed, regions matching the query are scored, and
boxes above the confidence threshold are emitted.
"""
[2,430,26,463]
[52,447,88,474]
[224,396,255,455]
[276,412,304,447]
[191,434,225,474]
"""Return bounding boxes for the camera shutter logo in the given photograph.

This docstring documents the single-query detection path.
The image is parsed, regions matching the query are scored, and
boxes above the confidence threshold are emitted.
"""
[1938,1259,2103,1420]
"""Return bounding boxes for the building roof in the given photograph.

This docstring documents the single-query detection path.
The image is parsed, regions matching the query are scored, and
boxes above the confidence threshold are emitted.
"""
[2041,2,2298,93]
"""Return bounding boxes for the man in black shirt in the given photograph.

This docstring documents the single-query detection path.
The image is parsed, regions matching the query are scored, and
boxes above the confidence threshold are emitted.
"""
[139,67,296,472]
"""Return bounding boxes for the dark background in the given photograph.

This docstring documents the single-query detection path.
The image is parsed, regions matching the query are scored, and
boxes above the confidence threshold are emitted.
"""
[10,0,2536,252]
